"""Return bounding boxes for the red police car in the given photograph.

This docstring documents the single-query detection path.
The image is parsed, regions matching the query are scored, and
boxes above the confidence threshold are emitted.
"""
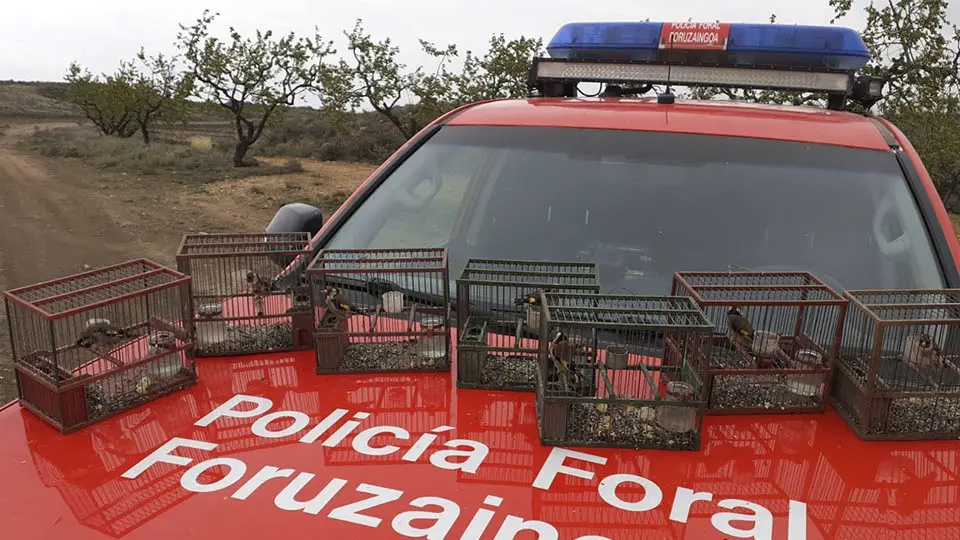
[1,20,958,540]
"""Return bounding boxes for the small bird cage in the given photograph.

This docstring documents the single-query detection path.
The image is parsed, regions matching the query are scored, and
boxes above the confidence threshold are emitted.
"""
[535,293,714,451]
[455,259,600,392]
[3,259,196,434]
[176,232,314,356]
[672,271,848,415]
[308,248,450,374]
[833,289,960,440]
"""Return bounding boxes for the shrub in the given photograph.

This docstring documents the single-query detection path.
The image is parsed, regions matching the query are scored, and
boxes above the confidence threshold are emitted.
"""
[22,127,305,183]
[258,109,406,164]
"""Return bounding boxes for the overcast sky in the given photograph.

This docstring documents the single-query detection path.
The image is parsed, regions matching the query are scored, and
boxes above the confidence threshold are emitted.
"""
[1,0,956,83]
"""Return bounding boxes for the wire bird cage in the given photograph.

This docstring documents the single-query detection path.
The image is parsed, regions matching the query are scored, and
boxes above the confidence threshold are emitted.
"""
[3,259,196,434]
[176,232,314,357]
[308,248,450,374]
[535,293,714,451]
[671,271,848,415]
[455,259,600,392]
[831,289,960,440]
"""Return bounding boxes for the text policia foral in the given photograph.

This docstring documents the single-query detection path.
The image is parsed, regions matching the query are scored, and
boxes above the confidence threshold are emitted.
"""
[121,394,809,540]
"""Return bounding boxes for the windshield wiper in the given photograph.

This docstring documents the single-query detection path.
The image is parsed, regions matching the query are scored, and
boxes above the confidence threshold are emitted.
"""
[278,268,673,356]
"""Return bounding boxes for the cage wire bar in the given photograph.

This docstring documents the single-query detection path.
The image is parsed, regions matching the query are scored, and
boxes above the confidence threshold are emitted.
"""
[455,259,600,392]
[3,259,196,434]
[535,293,713,450]
[176,232,314,357]
[671,271,848,415]
[832,289,960,440]
[309,248,450,374]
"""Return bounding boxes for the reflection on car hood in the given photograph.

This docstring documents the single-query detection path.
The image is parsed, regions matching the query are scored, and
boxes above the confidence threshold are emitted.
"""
[1,347,957,539]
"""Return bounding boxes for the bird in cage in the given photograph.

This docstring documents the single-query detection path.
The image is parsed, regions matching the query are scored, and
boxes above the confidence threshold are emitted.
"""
[726,306,755,343]
[136,375,153,396]
[514,291,542,307]
[317,287,355,329]
[903,333,947,373]
[246,271,276,317]
[547,329,584,387]
[516,290,545,331]
[76,319,137,352]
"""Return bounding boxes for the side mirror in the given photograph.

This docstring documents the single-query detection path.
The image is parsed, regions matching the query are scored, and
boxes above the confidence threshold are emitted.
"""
[267,202,324,239]
[265,203,325,287]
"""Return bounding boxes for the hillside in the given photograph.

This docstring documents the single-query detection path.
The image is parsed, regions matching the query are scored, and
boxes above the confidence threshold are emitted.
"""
[0,81,80,118]
[0,81,409,164]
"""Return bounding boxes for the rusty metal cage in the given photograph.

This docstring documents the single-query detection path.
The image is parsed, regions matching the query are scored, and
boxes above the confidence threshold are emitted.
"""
[832,289,960,440]
[175,232,314,357]
[308,248,450,374]
[3,259,197,434]
[455,259,600,392]
[534,293,714,450]
[672,271,848,415]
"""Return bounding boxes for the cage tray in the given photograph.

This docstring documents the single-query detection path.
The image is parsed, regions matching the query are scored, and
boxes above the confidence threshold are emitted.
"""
[882,396,960,435]
[339,341,446,372]
[480,355,538,389]
[565,402,699,450]
[709,374,823,411]
[199,322,295,355]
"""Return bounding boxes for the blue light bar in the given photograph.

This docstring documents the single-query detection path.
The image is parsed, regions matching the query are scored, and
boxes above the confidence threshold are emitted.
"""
[546,22,870,71]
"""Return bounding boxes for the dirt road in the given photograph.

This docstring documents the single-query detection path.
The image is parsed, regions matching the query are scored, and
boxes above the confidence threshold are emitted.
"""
[0,123,187,403]
[0,122,376,405]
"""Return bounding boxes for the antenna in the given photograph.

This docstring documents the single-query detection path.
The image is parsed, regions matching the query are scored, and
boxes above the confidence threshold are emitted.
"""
[658,35,676,104]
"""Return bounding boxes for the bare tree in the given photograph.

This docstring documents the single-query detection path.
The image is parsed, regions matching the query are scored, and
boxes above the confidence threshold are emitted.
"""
[177,10,335,166]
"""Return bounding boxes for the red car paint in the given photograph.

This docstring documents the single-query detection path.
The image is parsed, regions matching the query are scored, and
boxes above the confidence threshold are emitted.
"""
[2,98,959,540]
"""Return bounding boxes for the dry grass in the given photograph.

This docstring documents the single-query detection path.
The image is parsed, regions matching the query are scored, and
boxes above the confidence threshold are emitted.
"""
[180,157,376,231]
[23,126,305,184]
[188,136,214,151]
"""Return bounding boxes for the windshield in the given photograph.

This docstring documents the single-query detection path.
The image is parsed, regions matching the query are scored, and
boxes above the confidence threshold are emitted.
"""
[323,125,945,297]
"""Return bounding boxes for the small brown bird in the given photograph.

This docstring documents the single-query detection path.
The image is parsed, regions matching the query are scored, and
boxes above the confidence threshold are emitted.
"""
[727,306,755,343]
[905,333,946,373]
[549,329,575,368]
[317,287,354,329]
[246,271,275,316]
[515,290,542,307]
[548,329,582,387]
[76,319,135,351]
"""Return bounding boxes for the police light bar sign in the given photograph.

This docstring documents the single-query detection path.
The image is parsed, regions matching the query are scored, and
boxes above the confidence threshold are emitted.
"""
[660,22,731,50]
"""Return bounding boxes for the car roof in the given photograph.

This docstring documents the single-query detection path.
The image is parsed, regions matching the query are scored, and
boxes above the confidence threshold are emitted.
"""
[445,97,892,151]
